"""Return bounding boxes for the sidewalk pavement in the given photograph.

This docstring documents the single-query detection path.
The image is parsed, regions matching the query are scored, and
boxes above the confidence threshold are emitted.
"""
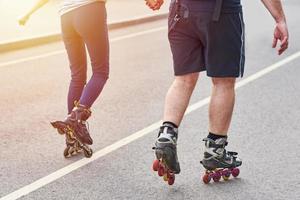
[0,0,170,44]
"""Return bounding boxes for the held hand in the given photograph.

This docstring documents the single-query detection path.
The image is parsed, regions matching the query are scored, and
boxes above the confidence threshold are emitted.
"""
[18,15,30,26]
[272,21,289,55]
[145,0,164,11]
[153,0,164,10]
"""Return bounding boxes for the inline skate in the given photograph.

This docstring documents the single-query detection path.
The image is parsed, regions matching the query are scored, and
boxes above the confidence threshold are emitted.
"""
[152,123,180,185]
[200,137,242,184]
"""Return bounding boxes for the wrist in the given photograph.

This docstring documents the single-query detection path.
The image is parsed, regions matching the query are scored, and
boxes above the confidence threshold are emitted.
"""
[275,20,287,28]
[275,13,286,24]
[275,18,285,24]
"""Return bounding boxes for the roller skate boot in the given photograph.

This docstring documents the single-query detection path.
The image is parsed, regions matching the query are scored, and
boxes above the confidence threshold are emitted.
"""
[51,103,93,158]
[51,120,93,158]
[66,103,93,145]
[200,137,242,184]
[152,123,180,185]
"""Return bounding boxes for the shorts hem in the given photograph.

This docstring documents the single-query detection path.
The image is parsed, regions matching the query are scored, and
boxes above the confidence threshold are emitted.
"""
[206,73,241,78]
[174,69,205,76]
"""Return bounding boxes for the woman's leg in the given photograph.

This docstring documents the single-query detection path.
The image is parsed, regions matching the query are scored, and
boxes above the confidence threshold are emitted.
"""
[61,13,87,113]
[73,2,109,108]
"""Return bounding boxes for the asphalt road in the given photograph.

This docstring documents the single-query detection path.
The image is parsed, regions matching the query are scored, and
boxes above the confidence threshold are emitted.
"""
[0,0,300,200]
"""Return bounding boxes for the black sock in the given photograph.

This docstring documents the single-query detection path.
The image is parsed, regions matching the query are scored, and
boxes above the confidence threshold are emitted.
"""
[163,121,178,128]
[207,132,227,141]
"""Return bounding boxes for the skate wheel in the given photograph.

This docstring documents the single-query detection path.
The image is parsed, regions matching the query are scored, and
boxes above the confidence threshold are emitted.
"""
[158,165,164,177]
[223,169,231,176]
[76,148,83,153]
[222,175,230,181]
[63,146,72,158]
[83,148,93,158]
[231,168,240,177]
[222,170,231,181]
[213,171,221,182]
[70,148,78,156]
[168,175,175,185]
[202,174,211,184]
[163,174,168,182]
[166,171,172,179]
[152,159,160,171]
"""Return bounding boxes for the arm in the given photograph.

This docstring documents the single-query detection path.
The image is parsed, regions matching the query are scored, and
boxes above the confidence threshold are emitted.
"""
[19,0,49,26]
[261,0,289,55]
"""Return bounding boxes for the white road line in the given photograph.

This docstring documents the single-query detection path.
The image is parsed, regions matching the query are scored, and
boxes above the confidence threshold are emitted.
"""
[187,51,300,114]
[0,26,167,68]
[0,50,65,68]
[1,54,300,200]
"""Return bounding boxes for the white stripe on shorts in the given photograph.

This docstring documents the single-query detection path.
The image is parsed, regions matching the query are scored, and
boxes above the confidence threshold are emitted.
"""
[238,12,245,76]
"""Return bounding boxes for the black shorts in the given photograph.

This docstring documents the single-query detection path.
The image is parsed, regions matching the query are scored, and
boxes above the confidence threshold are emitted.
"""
[168,0,245,77]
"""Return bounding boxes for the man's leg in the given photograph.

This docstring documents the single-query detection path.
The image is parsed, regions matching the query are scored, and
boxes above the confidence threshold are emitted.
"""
[200,77,242,175]
[153,72,199,175]
[163,72,199,126]
[209,77,236,136]
[153,0,203,179]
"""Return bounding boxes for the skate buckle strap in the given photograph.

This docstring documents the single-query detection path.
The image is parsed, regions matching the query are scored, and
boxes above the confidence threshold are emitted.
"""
[158,124,178,139]
[73,101,92,115]
[203,138,227,148]
[158,132,177,145]
[162,124,178,133]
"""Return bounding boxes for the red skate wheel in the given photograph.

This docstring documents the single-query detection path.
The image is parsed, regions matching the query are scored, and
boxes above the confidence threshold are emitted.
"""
[202,174,211,184]
[158,166,164,177]
[168,175,175,185]
[223,169,231,176]
[231,168,240,177]
[152,159,160,171]
[213,171,221,182]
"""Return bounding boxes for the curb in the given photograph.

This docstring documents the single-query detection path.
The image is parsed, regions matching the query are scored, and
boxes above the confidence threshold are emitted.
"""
[0,12,168,53]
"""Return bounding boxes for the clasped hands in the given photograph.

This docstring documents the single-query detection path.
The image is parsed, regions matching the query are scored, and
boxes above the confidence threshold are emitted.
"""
[145,0,164,10]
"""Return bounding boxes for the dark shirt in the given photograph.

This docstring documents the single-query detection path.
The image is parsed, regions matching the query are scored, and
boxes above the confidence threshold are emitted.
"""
[180,0,242,12]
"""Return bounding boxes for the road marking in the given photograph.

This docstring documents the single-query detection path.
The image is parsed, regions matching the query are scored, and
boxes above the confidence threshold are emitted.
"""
[1,54,300,200]
[0,26,167,68]
[186,51,300,114]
